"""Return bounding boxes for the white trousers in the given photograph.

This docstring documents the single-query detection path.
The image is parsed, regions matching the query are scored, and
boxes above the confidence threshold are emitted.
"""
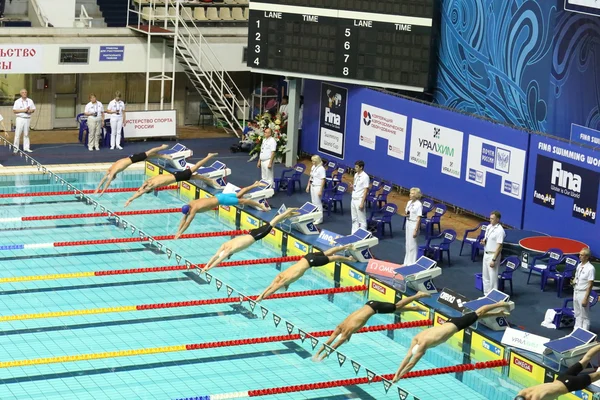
[14,117,31,151]
[404,220,418,265]
[260,159,274,185]
[310,185,323,224]
[87,117,102,150]
[574,291,591,330]
[482,252,500,295]
[110,117,123,148]
[351,198,366,234]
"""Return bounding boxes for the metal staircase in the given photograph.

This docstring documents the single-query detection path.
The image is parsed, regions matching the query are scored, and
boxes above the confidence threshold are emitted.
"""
[131,0,247,137]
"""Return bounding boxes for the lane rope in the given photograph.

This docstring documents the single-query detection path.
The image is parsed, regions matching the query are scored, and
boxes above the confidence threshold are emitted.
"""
[173,360,508,400]
[0,285,367,321]
[0,318,428,368]
[0,208,181,223]
[0,185,178,198]
[0,256,304,283]
[0,230,248,250]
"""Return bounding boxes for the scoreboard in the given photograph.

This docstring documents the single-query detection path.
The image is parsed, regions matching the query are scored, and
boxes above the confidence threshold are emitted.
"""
[247,0,436,91]
[564,0,600,16]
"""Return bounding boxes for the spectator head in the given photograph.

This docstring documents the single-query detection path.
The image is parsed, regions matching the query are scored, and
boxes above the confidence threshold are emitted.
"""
[115,91,122,100]
[281,96,289,105]
[89,93,97,103]
[354,160,365,173]
[579,247,591,263]
[409,187,422,200]
[489,210,501,225]
[264,128,272,137]
[311,155,322,166]
[20,89,27,99]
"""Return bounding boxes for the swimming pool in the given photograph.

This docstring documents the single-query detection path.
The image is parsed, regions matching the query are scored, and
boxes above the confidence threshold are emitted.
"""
[0,168,522,399]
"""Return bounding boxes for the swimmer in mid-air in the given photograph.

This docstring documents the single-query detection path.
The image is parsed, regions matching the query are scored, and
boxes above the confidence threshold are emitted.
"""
[94,144,170,196]
[124,152,220,207]
[255,245,356,302]
[392,300,512,382]
[200,207,300,273]
[174,181,270,239]
[514,344,600,400]
[313,291,432,362]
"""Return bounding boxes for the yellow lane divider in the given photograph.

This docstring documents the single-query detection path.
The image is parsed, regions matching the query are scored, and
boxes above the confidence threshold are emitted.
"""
[0,305,138,321]
[0,271,95,283]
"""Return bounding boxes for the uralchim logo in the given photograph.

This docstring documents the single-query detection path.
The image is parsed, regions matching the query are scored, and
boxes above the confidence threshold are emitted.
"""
[551,161,581,198]
[419,138,455,157]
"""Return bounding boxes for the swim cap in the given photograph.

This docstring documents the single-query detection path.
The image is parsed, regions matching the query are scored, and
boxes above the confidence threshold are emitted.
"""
[181,205,190,215]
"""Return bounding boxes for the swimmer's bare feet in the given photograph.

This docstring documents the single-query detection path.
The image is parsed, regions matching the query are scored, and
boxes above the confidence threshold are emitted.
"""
[260,204,271,212]
[416,291,432,299]
[159,144,169,150]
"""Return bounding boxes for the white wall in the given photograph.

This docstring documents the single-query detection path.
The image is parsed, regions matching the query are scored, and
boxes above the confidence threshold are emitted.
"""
[0,39,248,73]
[37,0,76,27]
[5,0,28,15]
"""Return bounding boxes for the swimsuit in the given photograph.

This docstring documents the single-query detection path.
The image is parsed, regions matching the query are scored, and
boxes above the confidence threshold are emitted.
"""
[556,362,592,392]
[215,192,239,206]
[303,251,330,267]
[129,152,148,163]
[249,224,271,241]
[446,312,479,331]
[365,300,396,314]
[173,169,193,182]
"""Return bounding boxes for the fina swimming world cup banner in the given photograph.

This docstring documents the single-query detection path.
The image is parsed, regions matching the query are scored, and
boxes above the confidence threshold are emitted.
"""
[525,135,600,253]
[318,83,348,159]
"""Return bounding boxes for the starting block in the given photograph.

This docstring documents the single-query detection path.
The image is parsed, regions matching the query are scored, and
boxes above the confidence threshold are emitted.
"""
[393,256,441,294]
[463,290,515,331]
[543,328,597,371]
[223,181,274,211]
[334,229,378,262]
[195,161,231,187]
[152,143,193,171]
[286,202,322,235]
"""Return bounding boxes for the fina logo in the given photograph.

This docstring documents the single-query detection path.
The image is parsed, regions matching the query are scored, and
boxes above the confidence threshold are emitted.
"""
[551,161,581,193]
[362,110,372,126]
[294,241,307,252]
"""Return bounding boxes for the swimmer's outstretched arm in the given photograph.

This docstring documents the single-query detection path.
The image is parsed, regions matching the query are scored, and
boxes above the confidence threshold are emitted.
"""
[313,327,345,361]
[174,208,198,239]
[94,173,111,195]
[255,276,285,302]
[124,183,150,207]
[393,341,426,382]
[201,243,231,273]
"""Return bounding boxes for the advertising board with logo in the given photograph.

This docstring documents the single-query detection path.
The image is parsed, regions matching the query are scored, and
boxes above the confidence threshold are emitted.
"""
[525,135,600,255]
[508,352,546,387]
[437,288,469,312]
[570,123,600,148]
[179,181,196,200]
[145,161,160,178]
[318,83,347,159]
[263,226,283,251]
[433,312,463,352]
[240,212,260,231]
[367,279,396,303]
[340,264,365,289]
[285,236,309,256]
[470,332,505,366]
[359,103,407,160]
[409,118,464,179]
[466,135,527,200]
[301,80,531,227]
[218,203,237,224]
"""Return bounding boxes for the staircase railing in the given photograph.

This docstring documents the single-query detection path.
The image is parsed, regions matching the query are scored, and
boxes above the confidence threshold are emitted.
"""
[75,5,94,28]
[29,0,50,27]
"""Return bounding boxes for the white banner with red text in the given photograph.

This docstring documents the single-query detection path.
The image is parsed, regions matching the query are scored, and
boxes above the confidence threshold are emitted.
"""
[0,46,43,73]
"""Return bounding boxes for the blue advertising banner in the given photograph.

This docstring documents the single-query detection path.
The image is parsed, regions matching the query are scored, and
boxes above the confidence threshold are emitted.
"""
[302,80,529,227]
[525,135,600,254]
[99,46,124,61]
[570,124,600,148]
[318,83,347,160]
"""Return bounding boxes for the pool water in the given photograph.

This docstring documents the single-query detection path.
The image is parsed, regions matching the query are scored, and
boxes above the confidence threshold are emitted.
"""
[0,169,521,400]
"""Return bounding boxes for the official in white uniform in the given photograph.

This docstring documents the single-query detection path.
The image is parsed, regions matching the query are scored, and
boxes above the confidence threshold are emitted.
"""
[12,88,36,153]
[573,247,595,331]
[480,210,505,295]
[306,155,325,224]
[106,91,126,150]
[404,187,423,265]
[84,93,105,151]
[351,160,370,234]
[0,111,8,139]
[257,128,277,185]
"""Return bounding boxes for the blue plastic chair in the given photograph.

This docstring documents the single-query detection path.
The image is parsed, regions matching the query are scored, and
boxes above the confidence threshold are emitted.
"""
[527,248,564,288]
[273,163,305,196]
[542,255,579,297]
[421,203,447,237]
[367,203,397,239]
[365,178,383,209]
[497,256,521,296]
[323,182,348,216]
[459,222,488,256]
[375,182,392,208]
[77,113,88,143]
[325,160,338,179]
[552,291,599,329]
[418,229,457,265]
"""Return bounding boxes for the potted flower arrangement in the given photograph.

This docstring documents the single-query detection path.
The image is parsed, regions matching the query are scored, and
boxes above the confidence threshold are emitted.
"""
[248,112,288,163]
